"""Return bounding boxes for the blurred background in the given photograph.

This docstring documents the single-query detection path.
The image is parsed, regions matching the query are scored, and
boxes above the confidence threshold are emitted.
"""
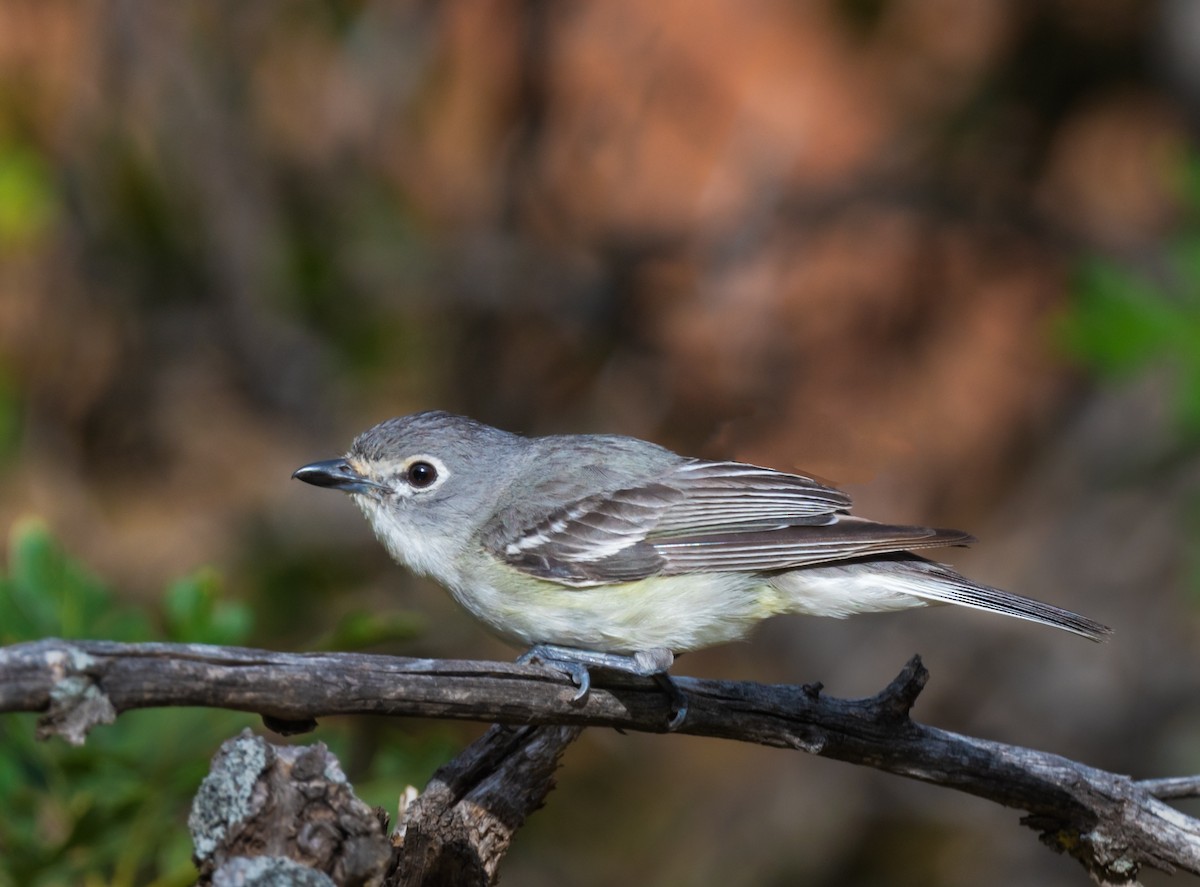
[2,1,1200,884]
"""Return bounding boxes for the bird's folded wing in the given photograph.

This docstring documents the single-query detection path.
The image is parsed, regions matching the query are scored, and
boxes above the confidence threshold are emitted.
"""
[652,518,973,574]
[645,461,851,534]
[487,459,973,586]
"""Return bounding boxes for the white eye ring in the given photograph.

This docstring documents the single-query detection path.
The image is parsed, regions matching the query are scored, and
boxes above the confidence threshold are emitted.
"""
[399,455,448,492]
[406,460,437,487]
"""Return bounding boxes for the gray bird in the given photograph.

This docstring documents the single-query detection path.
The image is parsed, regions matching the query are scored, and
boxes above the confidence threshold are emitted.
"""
[293,410,1109,726]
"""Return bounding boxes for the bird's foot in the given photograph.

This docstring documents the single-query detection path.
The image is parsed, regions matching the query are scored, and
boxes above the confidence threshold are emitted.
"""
[518,645,595,702]
[517,644,687,730]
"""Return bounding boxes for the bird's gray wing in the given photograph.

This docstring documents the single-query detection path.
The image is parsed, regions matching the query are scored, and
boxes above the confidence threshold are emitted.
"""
[651,516,973,574]
[487,459,973,586]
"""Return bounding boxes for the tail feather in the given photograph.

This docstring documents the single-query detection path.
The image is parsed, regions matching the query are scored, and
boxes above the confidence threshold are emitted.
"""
[891,557,1111,642]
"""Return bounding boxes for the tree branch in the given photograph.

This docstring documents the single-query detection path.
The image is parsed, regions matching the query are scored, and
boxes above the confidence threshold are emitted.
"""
[2,638,1196,883]
[391,723,582,886]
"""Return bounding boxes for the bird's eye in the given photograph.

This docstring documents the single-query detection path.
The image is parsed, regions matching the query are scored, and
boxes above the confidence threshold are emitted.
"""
[406,461,438,488]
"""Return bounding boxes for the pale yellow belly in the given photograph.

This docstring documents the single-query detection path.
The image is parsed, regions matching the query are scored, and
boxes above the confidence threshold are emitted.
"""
[439,557,931,654]
[445,564,791,654]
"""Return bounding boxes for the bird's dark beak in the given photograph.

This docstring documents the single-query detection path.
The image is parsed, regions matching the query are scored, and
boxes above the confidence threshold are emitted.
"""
[292,459,386,494]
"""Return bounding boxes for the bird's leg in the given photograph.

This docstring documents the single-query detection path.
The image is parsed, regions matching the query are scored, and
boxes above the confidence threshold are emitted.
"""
[518,644,687,729]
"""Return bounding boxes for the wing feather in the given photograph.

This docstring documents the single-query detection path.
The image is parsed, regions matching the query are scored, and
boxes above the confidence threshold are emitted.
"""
[655,520,974,573]
[491,458,973,586]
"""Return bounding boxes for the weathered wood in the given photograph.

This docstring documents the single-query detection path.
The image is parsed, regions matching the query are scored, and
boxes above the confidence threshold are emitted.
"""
[189,730,390,886]
[391,724,582,887]
[2,638,1198,883]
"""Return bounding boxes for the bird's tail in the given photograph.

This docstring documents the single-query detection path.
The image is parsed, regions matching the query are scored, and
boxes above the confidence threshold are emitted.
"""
[876,555,1111,641]
[776,554,1111,641]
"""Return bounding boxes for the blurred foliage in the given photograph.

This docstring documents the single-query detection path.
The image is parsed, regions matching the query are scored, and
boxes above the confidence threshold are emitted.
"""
[0,520,451,887]
[1060,156,1200,439]
[235,523,427,650]
[0,367,23,465]
[161,569,254,646]
[0,136,56,252]
[312,608,427,652]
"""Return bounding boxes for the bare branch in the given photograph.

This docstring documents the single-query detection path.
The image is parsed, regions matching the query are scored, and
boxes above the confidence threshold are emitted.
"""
[1137,776,1200,801]
[2,637,1197,884]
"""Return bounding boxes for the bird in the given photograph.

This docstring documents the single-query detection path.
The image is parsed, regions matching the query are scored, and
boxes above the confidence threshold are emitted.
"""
[293,410,1110,727]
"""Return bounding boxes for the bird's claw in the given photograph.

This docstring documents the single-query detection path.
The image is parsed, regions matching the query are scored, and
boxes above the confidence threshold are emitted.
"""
[563,661,592,704]
[518,644,688,728]
[518,646,593,706]
[655,672,688,731]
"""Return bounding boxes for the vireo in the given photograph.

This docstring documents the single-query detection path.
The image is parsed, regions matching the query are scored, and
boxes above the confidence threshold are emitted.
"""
[293,410,1109,726]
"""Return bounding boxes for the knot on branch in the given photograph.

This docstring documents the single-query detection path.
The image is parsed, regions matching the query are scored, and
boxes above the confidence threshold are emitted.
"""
[1026,818,1145,885]
[35,644,116,745]
[863,655,928,724]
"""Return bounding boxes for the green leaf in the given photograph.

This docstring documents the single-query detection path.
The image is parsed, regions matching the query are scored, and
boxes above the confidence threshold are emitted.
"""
[163,569,252,645]
[4,519,113,640]
[1059,260,1180,377]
